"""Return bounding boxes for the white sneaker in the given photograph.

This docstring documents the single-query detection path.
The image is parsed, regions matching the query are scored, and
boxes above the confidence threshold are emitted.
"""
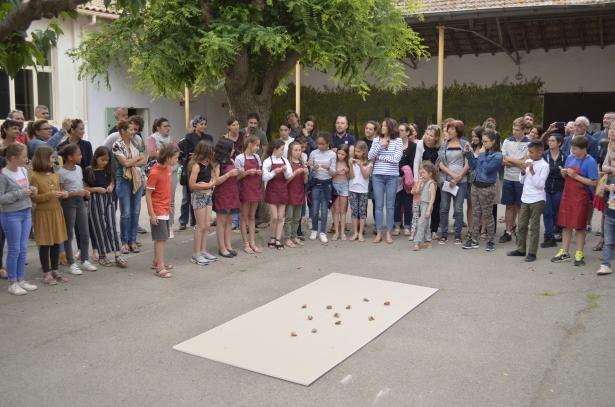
[69,264,83,275]
[81,261,98,272]
[191,255,209,266]
[18,281,38,291]
[310,231,318,240]
[8,282,27,296]
[597,265,613,275]
[319,233,328,243]
[202,252,217,261]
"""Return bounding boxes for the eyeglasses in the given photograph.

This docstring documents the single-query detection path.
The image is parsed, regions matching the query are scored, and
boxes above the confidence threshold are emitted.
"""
[40,127,52,131]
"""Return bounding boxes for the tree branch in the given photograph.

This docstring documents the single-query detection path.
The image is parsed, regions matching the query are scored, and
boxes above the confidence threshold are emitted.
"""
[259,50,300,101]
[200,0,213,26]
[0,0,90,44]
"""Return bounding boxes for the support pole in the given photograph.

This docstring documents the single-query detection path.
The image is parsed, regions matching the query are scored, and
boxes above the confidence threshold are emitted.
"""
[295,61,301,117]
[437,26,445,129]
[184,85,190,130]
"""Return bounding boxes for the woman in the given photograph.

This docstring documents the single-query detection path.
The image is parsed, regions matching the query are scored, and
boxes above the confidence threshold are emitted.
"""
[593,125,615,251]
[413,124,442,240]
[223,117,244,160]
[438,120,470,244]
[58,119,93,168]
[408,123,419,143]
[302,115,318,157]
[27,119,66,159]
[368,118,403,244]
[147,118,179,237]
[542,133,565,249]
[393,123,416,236]
[112,120,146,254]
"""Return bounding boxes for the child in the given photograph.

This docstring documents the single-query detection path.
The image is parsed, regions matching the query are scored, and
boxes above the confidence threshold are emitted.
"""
[332,144,350,240]
[188,141,217,265]
[84,146,126,268]
[348,140,372,241]
[598,151,615,275]
[263,139,293,249]
[308,133,337,243]
[30,146,69,285]
[235,135,263,254]
[59,144,97,274]
[284,141,308,247]
[463,129,503,251]
[507,140,549,261]
[409,176,422,241]
[414,161,438,251]
[213,139,241,258]
[145,143,180,278]
[551,137,598,265]
[0,143,38,295]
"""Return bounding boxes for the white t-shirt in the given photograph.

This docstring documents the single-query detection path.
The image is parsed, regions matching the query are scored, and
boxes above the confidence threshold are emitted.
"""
[3,167,29,189]
[349,162,369,193]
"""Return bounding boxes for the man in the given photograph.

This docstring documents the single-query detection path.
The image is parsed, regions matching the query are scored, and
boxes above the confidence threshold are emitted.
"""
[245,113,268,157]
[286,110,302,140]
[562,116,599,161]
[6,110,28,144]
[103,115,145,151]
[591,112,615,143]
[331,115,356,157]
[523,112,535,127]
[499,117,530,243]
[178,115,214,230]
[34,105,59,136]
[108,107,129,135]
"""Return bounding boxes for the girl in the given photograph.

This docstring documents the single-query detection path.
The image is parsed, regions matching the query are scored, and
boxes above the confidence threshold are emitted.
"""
[308,133,336,243]
[464,129,503,251]
[235,135,263,254]
[394,123,417,236]
[302,115,318,157]
[188,141,217,265]
[348,141,372,241]
[413,161,438,251]
[412,125,442,241]
[84,146,126,268]
[30,146,69,285]
[284,141,308,247]
[213,139,241,258]
[263,139,293,249]
[59,144,97,274]
[368,118,403,244]
[0,144,37,295]
[332,144,350,241]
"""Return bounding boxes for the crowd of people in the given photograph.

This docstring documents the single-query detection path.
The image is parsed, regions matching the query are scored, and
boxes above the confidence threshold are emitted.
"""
[1,105,614,296]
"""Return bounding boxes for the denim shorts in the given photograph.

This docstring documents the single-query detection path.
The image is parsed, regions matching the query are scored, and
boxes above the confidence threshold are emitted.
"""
[501,179,523,206]
[332,181,349,197]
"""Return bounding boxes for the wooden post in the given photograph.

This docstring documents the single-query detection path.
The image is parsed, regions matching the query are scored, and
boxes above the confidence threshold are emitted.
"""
[295,61,301,117]
[184,85,190,130]
[437,26,445,129]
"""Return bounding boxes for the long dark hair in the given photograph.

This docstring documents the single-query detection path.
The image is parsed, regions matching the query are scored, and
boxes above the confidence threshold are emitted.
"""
[267,139,285,158]
[483,129,501,152]
[381,118,399,139]
[188,140,215,179]
[214,138,234,166]
[88,146,114,184]
[303,115,318,135]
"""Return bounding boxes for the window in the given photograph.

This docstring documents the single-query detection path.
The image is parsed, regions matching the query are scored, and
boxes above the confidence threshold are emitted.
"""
[1,50,54,120]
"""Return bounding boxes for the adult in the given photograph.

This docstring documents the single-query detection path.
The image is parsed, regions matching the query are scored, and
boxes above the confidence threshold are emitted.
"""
[6,110,28,145]
[104,115,145,151]
[368,117,403,244]
[499,117,530,243]
[223,117,245,159]
[364,120,379,151]
[541,134,565,248]
[286,110,302,139]
[245,113,268,157]
[528,126,543,142]
[331,116,356,157]
[592,122,615,252]
[178,115,214,230]
[147,118,179,236]
[408,123,419,143]
[437,120,470,244]
[393,123,416,236]
[112,120,146,254]
[301,115,318,157]
[483,117,497,131]
[413,124,442,239]
[58,119,93,168]
[523,113,535,128]
[108,107,129,135]
[592,112,615,143]
[562,116,599,160]
[27,119,67,159]
[34,105,59,137]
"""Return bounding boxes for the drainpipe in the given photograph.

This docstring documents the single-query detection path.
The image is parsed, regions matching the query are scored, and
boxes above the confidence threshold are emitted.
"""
[81,15,97,137]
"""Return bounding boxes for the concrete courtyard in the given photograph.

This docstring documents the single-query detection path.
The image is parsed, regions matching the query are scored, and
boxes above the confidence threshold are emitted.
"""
[1,205,614,407]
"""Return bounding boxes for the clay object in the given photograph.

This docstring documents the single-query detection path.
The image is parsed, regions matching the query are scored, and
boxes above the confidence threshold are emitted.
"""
[307,315,313,321]
[333,312,340,318]
[291,331,298,337]
[326,305,333,310]
[346,305,352,310]
[384,301,391,306]
[368,316,375,321]
[363,298,369,302]
[301,304,307,309]
[335,320,342,325]
[311,328,318,333]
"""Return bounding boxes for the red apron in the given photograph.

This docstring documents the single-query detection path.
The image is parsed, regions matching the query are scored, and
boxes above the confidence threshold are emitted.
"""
[558,166,590,230]
[287,162,305,206]
[239,156,262,203]
[265,161,289,205]
[214,163,240,211]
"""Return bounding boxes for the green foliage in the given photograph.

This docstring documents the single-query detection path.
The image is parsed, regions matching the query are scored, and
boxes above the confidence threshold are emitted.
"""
[271,80,544,137]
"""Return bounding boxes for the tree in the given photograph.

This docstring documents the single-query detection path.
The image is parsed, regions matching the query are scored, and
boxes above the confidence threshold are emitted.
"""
[71,0,428,130]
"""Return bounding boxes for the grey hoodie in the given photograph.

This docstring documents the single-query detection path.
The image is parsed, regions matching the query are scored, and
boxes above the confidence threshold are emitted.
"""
[0,169,33,212]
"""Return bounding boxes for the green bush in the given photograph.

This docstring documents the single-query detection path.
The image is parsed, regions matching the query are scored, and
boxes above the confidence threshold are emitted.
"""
[270,79,544,139]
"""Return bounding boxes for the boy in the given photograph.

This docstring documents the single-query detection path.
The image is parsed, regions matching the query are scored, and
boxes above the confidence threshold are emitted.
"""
[551,137,598,265]
[507,141,549,262]
[500,117,531,243]
[146,144,180,278]
[597,152,615,275]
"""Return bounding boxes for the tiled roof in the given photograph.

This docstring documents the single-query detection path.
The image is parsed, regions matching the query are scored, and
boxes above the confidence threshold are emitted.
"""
[418,0,615,14]
[78,0,118,15]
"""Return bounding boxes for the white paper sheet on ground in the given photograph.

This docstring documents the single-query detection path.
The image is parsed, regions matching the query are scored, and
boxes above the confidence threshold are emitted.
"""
[173,273,438,386]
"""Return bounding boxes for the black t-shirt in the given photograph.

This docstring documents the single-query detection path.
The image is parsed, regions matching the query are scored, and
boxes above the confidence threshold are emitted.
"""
[423,145,439,164]
[196,162,212,183]
[84,168,111,188]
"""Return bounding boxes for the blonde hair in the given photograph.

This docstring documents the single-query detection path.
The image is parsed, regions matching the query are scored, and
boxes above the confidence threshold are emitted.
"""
[354,140,369,164]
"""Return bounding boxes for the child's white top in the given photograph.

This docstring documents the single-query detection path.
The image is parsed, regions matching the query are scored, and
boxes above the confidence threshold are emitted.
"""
[262,156,293,182]
[519,158,549,204]
[349,162,369,193]
[234,153,261,169]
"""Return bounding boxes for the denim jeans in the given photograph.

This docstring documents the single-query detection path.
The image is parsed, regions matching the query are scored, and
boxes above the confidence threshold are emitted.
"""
[602,215,615,266]
[311,181,332,233]
[543,190,562,240]
[116,179,143,244]
[439,181,468,239]
[372,174,398,232]
[0,208,32,281]
[394,190,412,228]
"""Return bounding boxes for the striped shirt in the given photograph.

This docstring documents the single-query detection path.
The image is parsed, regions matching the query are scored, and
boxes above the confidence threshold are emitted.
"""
[368,137,403,176]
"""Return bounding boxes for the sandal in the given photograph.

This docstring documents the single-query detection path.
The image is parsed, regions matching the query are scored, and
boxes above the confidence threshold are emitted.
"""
[293,238,304,246]
[250,243,262,253]
[98,257,113,267]
[120,245,130,255]
[274,240,284,250]
[43,273,58,285]
[51,271,68,283]
[155,268,173,278]
[115,256,128,268]
[0,268,7,279]
[150,263,174,270]
[267,238,276,248]
[593,241,604,251]
[244,243,255,254]
[129,243,140,253]
[285,239,297,248]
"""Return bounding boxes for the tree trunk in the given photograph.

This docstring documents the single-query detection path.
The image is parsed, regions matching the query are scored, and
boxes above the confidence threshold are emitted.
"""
[223,84,273,135]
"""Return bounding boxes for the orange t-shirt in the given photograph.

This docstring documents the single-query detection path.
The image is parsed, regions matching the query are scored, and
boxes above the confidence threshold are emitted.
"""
[146,163,172,217]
